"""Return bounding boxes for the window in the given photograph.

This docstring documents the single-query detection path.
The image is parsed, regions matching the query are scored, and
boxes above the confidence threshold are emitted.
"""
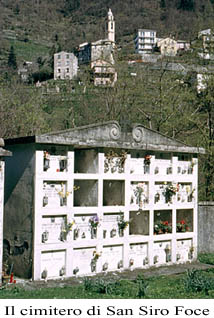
[111,22,113,30]
[58,54,61,59]
[66,54,69,59]
[58,69,61,73]
[151,32,154,37]
[66,68,69,73]
[66,61,69,66]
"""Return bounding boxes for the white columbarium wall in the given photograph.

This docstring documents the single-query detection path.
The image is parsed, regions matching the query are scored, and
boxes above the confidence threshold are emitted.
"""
[33,148,198,280]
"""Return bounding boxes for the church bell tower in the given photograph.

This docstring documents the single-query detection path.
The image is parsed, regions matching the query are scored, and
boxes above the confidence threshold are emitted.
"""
[106,8,115,43]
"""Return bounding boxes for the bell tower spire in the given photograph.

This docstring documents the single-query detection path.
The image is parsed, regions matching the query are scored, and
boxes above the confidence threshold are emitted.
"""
[107,8,115,43]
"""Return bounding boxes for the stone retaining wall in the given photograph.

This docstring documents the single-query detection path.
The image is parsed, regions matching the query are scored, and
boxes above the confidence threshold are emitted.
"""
[198,202,214,253]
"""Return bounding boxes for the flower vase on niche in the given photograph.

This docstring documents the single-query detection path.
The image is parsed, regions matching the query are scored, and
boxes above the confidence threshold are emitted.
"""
[91,227,97,239]
[41,268,48,280]
[153,255,158,264]
[144,155,151,174]
[60,230,67,242]
[73,228,79,240]
[144,165,150,174]
[60,196,66,207]
[165,245,171,263]
[117,214,129,237]
[143,257,149,266]
[119,228,124,237]
[89,215,99,239]
[73,267,79,275]
[154,167,159,174]
[42,230,49,243]
[110,228,116,238]
[43,151,50,171]
[43,195,48,207]
[129,258,134,270]
[155,193,160,204]
[118,260,123,269]
[59,159,67,172]
[188,247,194,260]
[188,167,193,174]
[59,266,66,277]
[91,259,96,272]
[103,262,108,271]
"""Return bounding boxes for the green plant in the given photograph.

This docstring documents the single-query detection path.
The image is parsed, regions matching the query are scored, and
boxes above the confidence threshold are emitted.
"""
[154,220,172,234]
[83,278,116,294]
[117,214,129,230]
[183,269,213,295]
[136,274,149,298]
[176,220,190,232]
[82,277,137,296]
[83,277,94,291]
[93,279,112,294]
[198,253,214,265]
[163,184,179,203]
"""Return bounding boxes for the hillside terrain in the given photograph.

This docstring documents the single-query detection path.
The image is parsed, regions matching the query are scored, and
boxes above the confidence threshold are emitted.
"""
[1,0,214,65]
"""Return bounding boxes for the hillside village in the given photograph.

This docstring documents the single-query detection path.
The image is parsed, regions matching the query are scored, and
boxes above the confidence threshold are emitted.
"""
[15,8,214,94]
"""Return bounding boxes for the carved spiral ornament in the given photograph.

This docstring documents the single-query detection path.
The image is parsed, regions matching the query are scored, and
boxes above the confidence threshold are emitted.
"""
[109,123,121,140]
[132,126,144,142]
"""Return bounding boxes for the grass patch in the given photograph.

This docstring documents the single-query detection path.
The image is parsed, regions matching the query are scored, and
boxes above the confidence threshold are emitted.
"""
[1,269,214,298]
[198,253,214,265]
[9,39,50,61]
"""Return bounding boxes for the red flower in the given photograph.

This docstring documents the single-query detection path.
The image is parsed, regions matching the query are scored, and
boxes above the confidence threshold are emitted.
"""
[163,221,169,226]
[180,220,186,225]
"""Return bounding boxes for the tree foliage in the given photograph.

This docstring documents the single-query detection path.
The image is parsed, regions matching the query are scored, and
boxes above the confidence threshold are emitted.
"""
[7,46,17,70]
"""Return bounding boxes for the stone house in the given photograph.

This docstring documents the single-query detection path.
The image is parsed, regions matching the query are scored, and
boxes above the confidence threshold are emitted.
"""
[157,37,178,56]
[4,121,204,280]
[198,29,214,60]
[54,52,78,80]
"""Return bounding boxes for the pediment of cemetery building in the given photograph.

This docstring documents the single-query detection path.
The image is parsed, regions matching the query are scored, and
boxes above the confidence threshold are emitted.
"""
[34,121,204,154]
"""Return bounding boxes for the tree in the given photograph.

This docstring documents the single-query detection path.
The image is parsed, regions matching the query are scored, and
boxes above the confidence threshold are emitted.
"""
[0,77,49,138]
[160,0,166,9]
[177,0,195,11]
[7,46,17,70]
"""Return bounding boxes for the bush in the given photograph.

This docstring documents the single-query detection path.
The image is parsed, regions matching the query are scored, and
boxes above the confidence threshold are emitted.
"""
[83,277,138,297]
[136,274,149,298]
[198,253,214,265]
[183,269,213,295]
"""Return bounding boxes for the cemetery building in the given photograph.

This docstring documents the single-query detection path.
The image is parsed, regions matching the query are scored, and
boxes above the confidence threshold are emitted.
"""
[4,121,204,280]
[0,139,11,281]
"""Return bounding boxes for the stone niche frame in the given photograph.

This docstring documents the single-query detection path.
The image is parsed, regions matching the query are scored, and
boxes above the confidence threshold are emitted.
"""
[3,121,204,280]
